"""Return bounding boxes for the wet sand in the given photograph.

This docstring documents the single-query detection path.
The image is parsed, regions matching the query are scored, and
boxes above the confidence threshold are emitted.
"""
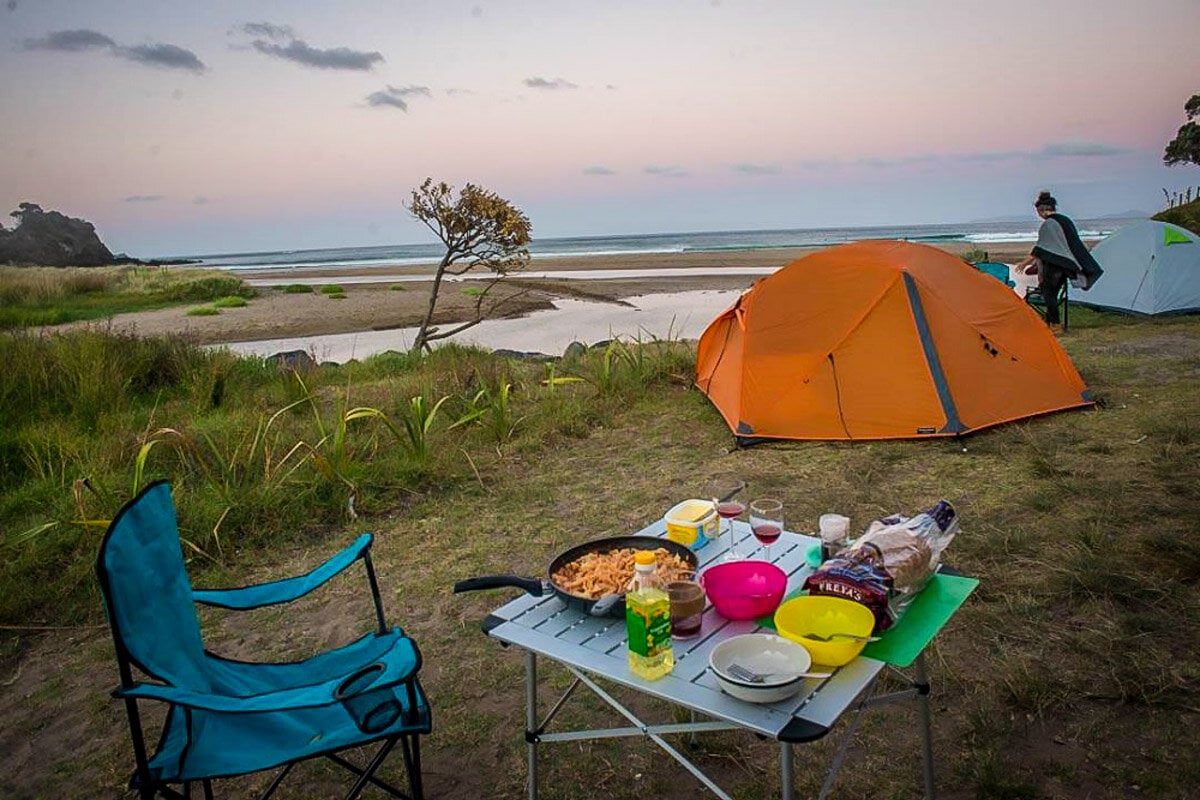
[58,242,1032,346]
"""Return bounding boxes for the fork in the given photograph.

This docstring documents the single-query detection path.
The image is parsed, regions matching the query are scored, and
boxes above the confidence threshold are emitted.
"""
[726,662,832,683]
[800,631,880,643]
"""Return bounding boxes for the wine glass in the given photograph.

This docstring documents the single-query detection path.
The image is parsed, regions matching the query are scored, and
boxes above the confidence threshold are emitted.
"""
[708,478,746,561]
[749,498,783,562]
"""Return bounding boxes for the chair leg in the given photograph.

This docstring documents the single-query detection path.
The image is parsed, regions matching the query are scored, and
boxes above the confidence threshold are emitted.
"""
[403,734,424,800]
[327,747,412,797]
[344,738,398,800]
[256,762,295,800]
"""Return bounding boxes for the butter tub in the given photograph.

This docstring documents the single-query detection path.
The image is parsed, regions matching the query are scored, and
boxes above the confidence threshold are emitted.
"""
[664,499,719,549]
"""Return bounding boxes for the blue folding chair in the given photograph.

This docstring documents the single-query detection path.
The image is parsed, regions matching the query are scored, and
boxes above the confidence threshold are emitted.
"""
[972,261,1017,288]
[96,480,430,799]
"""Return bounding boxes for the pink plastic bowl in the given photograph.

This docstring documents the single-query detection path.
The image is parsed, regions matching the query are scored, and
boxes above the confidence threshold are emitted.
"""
[699,560,788,620]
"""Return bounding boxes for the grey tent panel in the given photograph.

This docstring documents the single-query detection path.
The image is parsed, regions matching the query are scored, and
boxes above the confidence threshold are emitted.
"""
[1083,221,1200,315]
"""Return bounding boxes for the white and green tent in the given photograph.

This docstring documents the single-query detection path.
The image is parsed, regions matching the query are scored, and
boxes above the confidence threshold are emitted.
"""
[1081,221,1200,314]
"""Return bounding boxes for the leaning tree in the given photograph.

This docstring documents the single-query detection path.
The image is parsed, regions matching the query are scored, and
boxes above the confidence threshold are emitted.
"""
[405,178,532,353]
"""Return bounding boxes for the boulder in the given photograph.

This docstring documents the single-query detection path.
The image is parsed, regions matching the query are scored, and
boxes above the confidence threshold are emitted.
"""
[493,348,554,361]
[265,350,317,371]
[0,203,116,266]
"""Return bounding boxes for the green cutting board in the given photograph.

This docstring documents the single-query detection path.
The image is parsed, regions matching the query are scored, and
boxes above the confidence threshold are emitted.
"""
[759,572,979,668]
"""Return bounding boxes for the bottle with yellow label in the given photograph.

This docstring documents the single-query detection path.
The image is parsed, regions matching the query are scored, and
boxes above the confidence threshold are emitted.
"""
[625,551,674,679]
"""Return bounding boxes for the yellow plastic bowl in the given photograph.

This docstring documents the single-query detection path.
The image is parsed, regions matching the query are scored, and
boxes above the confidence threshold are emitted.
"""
[773,595,876,666]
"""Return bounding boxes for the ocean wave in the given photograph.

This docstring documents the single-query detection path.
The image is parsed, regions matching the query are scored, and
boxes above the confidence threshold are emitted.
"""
[962,232,1038,243]
[905,233,967,243]
[530,246,687,259]
[210,255,440,271]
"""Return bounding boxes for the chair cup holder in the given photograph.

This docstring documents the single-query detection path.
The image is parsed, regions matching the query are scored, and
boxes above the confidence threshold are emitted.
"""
[334,662,401,734]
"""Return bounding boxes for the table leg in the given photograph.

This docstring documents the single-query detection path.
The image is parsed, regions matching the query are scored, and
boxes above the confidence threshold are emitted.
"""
[780,743,794,800]
[525,650,538,800]
[915,653,936,800]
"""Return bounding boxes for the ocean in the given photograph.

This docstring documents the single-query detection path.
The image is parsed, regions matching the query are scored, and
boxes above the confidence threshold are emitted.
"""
[185,217,1143,273]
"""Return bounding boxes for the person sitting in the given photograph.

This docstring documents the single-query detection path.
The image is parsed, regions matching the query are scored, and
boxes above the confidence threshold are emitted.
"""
[1013,191,1103,331]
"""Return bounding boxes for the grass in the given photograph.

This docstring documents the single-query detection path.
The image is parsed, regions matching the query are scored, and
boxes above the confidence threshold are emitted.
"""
[1,306,1198,798]
[186,306,220,316]
[1153,197,1200,235]
[319,284,345,295]
[281,284,314,294]
[212,295,249,308]
[0,266,254,328]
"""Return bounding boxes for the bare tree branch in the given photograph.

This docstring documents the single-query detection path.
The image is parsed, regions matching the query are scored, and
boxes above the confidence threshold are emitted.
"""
[420,285,536,344]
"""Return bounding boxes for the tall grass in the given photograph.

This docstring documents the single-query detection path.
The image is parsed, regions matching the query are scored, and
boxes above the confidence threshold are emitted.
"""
[0,266,254,328]
[567,332,693,396]
[0,328,691,625]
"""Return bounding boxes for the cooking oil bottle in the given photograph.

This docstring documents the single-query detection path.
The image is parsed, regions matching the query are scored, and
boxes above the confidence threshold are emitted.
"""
[626,550,674,679]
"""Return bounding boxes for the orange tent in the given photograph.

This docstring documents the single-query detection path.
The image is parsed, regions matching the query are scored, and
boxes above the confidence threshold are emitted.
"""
[695,240,1093,442]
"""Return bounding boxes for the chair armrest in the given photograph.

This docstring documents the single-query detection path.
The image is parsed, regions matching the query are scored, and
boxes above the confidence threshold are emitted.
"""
[193,533,373,610]
[116,630,419,713]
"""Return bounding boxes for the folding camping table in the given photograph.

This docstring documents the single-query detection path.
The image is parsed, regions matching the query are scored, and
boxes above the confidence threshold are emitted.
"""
[478,520,977,800]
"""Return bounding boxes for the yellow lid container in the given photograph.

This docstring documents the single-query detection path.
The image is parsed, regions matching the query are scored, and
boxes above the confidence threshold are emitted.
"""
[664,500,719,549]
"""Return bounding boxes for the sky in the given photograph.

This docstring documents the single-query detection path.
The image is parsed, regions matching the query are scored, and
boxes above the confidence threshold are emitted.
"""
[2,0,1199,257]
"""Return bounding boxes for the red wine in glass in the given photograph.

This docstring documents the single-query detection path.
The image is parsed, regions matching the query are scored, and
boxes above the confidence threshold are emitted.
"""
[749,498,783,561]
[752,523,781,545]
[717,501,745,519]
[709,478,746,561]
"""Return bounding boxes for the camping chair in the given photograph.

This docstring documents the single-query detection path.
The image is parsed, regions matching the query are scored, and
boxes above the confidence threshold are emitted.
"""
[96,480,430,799]
[1025,277,1070,330]
[972,261,1016,289]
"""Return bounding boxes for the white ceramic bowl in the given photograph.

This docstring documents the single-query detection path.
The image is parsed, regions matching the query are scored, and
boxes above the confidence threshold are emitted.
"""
[709,633,813,704]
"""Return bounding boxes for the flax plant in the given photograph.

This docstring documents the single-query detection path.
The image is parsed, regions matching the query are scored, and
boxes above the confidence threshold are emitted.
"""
[295,374,373,518]
[348,394,449,466]
[450,373,524,444]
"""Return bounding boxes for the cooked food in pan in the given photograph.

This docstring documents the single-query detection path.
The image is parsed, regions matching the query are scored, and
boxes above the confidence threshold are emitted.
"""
[552,547,694,599]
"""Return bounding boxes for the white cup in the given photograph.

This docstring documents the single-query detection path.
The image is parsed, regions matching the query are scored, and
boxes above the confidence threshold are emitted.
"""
[818,513,850,559]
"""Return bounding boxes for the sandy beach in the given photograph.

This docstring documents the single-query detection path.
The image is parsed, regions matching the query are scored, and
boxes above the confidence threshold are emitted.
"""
[77,241,1033,347]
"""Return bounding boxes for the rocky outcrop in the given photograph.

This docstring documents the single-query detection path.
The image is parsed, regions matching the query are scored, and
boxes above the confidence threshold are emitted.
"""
[0,203,116,267]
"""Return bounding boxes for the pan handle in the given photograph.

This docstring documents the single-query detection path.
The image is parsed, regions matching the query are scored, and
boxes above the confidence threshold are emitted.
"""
[453,575,547,596]
[589,593,623,616]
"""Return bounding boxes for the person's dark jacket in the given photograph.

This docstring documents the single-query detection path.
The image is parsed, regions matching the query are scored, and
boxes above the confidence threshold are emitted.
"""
[1031,213,1103,290]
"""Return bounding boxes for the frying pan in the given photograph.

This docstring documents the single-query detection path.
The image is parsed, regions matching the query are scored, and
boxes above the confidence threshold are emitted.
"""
[453,535,699,617]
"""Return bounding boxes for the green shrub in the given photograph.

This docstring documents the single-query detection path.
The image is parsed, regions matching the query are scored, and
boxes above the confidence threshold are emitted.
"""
[389,283,406,291]
[319,284,345,295]
[162,276,253,303]
[212,295,249,308]
[186,306,220,316]
[281,284,314,294]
